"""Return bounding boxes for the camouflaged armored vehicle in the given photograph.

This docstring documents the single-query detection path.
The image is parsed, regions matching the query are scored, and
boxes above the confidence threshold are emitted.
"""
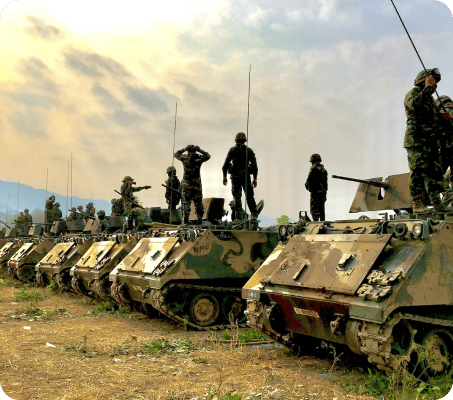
[70,232,139,300]
[244,173,453,377]
[109,198,280,328]
[35,216,126,288]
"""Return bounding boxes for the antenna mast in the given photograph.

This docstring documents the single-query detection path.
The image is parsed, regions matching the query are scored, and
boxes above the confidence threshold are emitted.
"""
[244,65,251,226]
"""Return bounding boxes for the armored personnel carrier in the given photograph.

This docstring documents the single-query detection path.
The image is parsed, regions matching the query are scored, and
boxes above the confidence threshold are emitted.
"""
[35,216,126,289]
[110,198,280,328]
[244,173,453,377]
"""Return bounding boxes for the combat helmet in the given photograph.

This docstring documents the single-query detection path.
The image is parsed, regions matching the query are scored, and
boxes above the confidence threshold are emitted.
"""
[310,153,322,162]
[87,202,93,207]
[54,202,60,207]
[24,209,29,213]
[414,68,441,86]
[235,132,247,142]
[436,95,453,108]
[77,205,83,210]
[167,166,176,174]
[122,176,133,182]
[97,210,105,217]
[71,207,76,211]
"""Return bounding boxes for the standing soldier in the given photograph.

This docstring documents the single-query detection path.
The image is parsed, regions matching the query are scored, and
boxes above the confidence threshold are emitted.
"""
[120,176,150,214]
[16,212,25,225]
[165,166,181,210]
[23,209,32,224]
[45,195,55,225]
[175,145,211,224]
[305,154,328,221]
[53,203,63,221]
[222,132,263,221]
[404,68,451,213]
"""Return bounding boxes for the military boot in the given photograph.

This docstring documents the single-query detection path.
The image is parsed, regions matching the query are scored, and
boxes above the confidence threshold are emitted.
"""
[430,194,450,212]
[412,195,432,214]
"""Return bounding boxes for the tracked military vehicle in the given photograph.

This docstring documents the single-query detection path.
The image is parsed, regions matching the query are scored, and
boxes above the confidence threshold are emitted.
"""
[35,216,126,289]
[110,198,280,329]
[244,173,453,377]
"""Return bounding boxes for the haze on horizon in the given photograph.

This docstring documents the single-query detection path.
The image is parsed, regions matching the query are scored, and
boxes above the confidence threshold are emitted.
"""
[1,0,453,221]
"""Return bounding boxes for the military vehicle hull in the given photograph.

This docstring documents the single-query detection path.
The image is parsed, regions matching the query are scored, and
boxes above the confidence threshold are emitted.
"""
[35,236,96,288]
[0,240,26,270]
[7,238,56,282]
[244,218,453,376]
[70,234,139,301]
[110,228,279,328]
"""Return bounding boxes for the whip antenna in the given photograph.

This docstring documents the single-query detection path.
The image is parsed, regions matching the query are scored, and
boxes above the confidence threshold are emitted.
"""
[390,0,453,120]
[170,103,177,221]
[244,65,251,224]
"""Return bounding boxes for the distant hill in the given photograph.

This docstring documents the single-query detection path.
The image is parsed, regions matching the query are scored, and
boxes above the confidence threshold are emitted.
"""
[0,180,111,217]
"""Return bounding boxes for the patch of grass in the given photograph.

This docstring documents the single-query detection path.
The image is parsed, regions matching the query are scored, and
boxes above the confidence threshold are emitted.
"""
[139,338,198,357]
[0,269,15,287]
[89,301,130,316]
[111,340,131,357]
[14,284,44,303]
[222,328,267,344]
[192,358,208,364]
[65,336,98,358]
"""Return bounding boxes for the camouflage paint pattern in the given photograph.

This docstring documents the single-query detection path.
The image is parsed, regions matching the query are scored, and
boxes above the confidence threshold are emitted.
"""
[0,240,25,269]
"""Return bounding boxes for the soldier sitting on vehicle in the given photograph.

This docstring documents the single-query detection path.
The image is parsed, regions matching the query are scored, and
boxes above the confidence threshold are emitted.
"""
[97,210,109,233]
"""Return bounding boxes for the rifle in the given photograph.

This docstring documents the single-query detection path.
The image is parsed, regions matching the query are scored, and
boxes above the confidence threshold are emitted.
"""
[114,190,145,210]
[332,175,389,190]
[0,220,10,229]
[68,210,96,220]
[161,184,182,195]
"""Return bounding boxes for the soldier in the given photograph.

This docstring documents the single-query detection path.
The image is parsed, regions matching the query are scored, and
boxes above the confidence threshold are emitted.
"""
[404,68,451,213]
[229,200,237,221]
[121,176,150,214]
[23,209,32,224]
[67,207,78,221]
[16,212,25,225]
[53,203,63,221]
[96,210,109,233]
[165,166,181,210]
[175,145,211,224]
[85,202,96,218]
[45,195,55,224]
[222,132,263,221]
[305,154,328,221]
[76,205,84,220]
[126,208,152,232]
[111,198,125,216]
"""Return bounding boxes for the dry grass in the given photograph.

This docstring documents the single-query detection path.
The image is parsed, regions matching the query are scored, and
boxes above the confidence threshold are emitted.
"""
[0,286,375,400]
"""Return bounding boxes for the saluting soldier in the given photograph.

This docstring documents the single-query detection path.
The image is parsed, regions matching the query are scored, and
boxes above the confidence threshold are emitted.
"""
[222,132,263,221]
[305,154,328,221]
[175,145,211,224]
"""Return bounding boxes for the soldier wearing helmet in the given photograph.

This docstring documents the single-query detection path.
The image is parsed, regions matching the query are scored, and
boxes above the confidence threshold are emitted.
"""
[44,195,55,226]
[222,132,263,221]
[174,145,211,224]
[165,166,181,211]
[67,207,78,221]
[96,210,109,233]
[23,209,32,224]
[111,198,125,216]
[120,176,150,215]
[305,154,328,221]
[404,68,452,213]
[53,202,63,221]
[85,202,96,219]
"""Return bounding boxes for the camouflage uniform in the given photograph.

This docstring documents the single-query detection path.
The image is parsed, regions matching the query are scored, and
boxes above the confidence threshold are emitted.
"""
[111,198,125,216]
[16,212,25,225]
[165,167,181,210]
[175,146,211,223]
[67,207,78,221]
[121,177,149,214]
[126,208,152,231]
[96,211,109,233]
[45,196,55,224]
[53,203,63,221]
[23,210,32,224]
[305,154,328,221]
[222,134,259,220]
[435,96,453,174]
[404,69,445,209]
[85,203,96,218]
[76,206,84,220]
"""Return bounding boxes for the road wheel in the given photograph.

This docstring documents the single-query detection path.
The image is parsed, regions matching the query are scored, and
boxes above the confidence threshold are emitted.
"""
[189,293,220,327]
[17,265,35,283]
[221,294,246,323]
[163,286,187,314]
[418,329,453,379]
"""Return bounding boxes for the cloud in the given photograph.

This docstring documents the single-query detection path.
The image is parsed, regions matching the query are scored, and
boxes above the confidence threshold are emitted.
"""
[91,84,123,108]
[24,16,63,40]
[64,49,131,78]
[124,86,168,112]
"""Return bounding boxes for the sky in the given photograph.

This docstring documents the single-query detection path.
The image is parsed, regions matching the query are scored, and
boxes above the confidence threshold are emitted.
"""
[0,0,453,222]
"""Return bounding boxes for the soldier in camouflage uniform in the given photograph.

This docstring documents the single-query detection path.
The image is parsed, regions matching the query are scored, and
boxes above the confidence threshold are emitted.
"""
[23,209,32,224]
[435,95,453,204]
[126,208,152,232]
[16,212,25,225]
[222,132,263,221]
[53,203,63,221]
[175,145,211,224]
[67,207,78,221]
[165,166,181,210]
[404,68,451,213]
[85,202,96,218]
[96,210,109,233]
[76,205,84,220]
[305,153,328,221]
[111,198,125,216]
[45,195,55,224]
[121,176,150,214]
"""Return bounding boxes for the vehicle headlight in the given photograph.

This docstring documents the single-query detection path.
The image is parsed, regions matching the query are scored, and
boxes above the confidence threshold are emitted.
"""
[412,223,423,238]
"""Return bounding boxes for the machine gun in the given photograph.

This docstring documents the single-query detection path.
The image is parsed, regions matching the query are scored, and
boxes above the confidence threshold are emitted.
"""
[114,190,145,210]
[69,210,96,220]
[161,184,182,195]
[332,175,389,190]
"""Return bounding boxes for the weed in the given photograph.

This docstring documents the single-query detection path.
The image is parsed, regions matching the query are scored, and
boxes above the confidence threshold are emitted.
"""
[65,336,98,358]
[89,301,130,316]
[238,328,267,344]
[220,392,242,400]
[223,329,231,341]
[46,280,60,293]
[111,339,131,357]
[192,358,208,364]
[14,284,44,303]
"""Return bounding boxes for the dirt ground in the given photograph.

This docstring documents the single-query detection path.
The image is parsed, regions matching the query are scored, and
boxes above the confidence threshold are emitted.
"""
[0,286,376,400]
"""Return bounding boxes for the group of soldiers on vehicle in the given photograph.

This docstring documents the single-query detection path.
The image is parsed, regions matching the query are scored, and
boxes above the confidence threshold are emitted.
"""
[404,68,453,214]
[15,209,32,225]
